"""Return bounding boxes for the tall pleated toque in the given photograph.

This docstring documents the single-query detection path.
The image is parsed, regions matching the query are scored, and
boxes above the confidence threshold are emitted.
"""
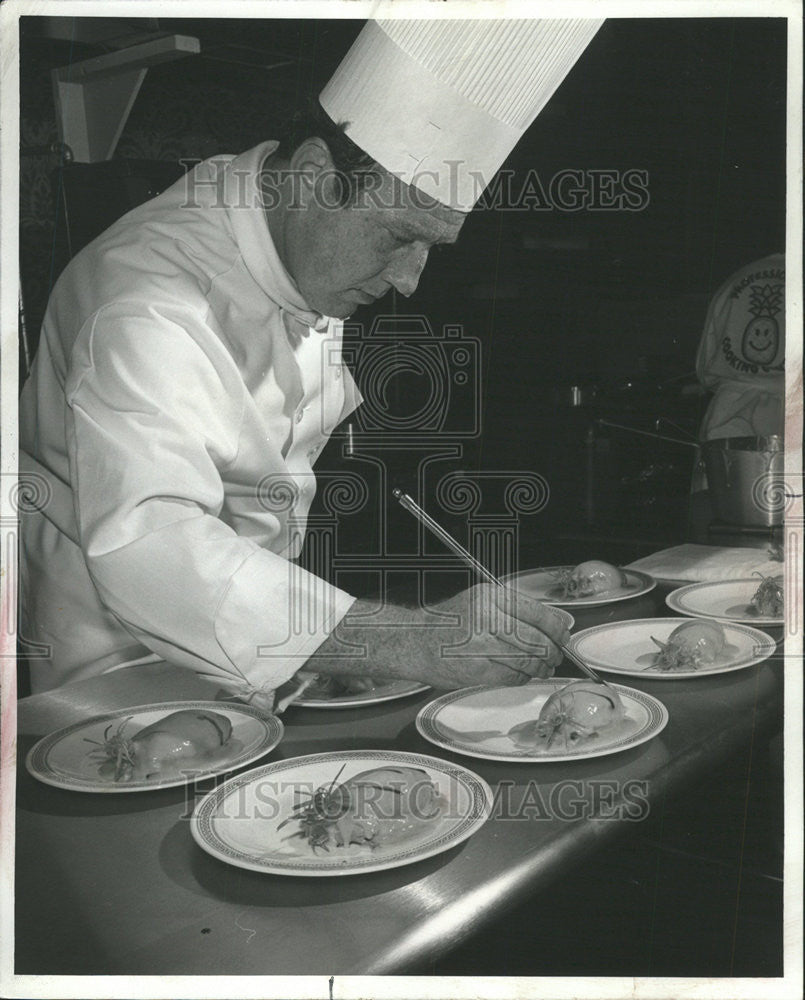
[320,18,604,211]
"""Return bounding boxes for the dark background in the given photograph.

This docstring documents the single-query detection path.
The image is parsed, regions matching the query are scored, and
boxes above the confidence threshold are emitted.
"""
[19,16,787,576]
[17,15,786,980]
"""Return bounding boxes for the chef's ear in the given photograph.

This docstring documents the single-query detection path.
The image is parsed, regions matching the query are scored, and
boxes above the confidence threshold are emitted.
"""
[289,137,339,207]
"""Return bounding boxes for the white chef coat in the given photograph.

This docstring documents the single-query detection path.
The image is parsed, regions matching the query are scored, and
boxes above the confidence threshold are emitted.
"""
[19,141,361,695]
[696,254,785,440]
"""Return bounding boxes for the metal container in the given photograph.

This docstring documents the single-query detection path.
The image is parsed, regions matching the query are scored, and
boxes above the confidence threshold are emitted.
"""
[550,383,599,408]
[702,435,785,527]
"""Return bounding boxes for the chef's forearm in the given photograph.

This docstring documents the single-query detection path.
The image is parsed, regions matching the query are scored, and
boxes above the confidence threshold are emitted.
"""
[307,599,426,683]
[84,524,355,692]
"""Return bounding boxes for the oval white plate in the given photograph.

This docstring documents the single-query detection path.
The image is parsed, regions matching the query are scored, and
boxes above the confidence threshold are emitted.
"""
[190,750,493,876]
[666,579,784,626]
[568,618,778,679]
[293,680,432,709]
[26,701,283,793]
[416,681,668,763]
[505,567,656,607]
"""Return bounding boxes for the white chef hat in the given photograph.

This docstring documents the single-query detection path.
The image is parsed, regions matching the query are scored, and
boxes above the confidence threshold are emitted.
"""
[319,18,604,212]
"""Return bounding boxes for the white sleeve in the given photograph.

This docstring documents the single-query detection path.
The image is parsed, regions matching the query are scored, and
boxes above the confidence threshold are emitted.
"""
[695,282,730,389]
[65,302,355,695]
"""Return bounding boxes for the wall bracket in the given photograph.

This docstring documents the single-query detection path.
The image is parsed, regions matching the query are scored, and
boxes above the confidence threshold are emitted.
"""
[52,34,200,163]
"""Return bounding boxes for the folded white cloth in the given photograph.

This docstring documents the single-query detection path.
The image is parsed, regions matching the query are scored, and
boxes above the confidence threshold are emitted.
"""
[627,544,783,583]
[214,671,318,715]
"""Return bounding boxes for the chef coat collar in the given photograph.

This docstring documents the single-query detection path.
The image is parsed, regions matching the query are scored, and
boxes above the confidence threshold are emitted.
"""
[224,141,329,333]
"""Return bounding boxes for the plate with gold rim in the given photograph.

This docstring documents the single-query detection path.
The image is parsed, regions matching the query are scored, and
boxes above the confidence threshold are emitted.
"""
[25,701,283,793]
[505,567,655,607]
[416,681,668,763]
[665,579,784,626]
[568,618,778,679]
[190,749,493,876]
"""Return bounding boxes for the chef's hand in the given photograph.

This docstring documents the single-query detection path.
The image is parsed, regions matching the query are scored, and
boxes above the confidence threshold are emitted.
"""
[408,583,567,688]
[309,584,568,690]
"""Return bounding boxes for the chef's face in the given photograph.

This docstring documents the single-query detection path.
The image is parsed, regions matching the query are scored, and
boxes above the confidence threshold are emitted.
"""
[281,140,466,318]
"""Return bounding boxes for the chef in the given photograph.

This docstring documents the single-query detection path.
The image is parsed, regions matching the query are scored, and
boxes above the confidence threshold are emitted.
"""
[19,18,603,702]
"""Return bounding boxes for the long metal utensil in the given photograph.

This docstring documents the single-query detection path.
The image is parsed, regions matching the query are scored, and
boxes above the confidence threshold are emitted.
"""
[392,488,609,686]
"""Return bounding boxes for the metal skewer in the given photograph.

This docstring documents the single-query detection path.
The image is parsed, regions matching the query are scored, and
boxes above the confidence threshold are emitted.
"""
[595,419,700,449]
[392,488,609,686]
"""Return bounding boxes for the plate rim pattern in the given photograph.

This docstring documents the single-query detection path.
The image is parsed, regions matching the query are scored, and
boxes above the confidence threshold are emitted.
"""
[665,579,784,625]
[415,681,668,762]
[293,680,432,709]
[568,617,778,677]
[190,748,493,875]
[503,567,656,607]
[25,700,283,793]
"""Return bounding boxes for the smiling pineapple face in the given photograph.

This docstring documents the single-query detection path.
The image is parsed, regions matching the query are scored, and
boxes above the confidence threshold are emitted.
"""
[742,315,779,364]
[741,282,783,365]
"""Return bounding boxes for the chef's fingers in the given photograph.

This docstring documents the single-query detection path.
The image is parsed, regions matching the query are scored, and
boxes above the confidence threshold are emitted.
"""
[469,584,566,645]
[494,629,564,669]
[462,584,566,667]
[493,585,571,646]
[464,609,559,663]
[486,655,556,683]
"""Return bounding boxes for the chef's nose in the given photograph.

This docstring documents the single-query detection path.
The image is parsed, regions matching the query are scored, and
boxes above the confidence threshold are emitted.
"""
[384,245,429,297]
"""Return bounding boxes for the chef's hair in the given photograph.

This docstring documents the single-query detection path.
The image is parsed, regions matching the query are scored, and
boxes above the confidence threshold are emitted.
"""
[274,100,382,206]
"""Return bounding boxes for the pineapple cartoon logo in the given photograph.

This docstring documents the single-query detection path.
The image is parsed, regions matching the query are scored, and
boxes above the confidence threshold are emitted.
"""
[741,282,782,366]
